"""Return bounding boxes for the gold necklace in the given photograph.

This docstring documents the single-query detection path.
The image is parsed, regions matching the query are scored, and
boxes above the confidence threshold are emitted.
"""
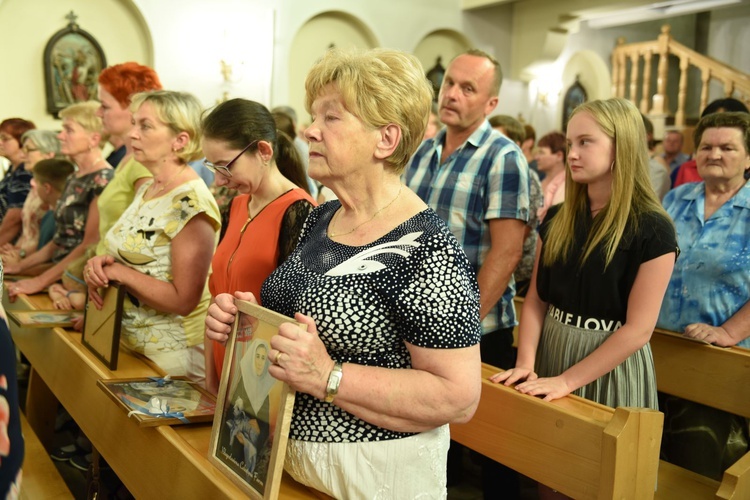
[146,167,183,199]
[329,184,403,238]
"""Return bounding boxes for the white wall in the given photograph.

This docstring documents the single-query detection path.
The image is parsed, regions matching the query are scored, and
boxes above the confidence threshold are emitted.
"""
[131,0,274,111]
[708,2,750,74]
[271,0,466,113]
[4,0,748,138]
[0,0,150,130]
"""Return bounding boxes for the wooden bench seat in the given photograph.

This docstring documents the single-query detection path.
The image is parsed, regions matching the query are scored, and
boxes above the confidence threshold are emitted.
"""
[451,364,663,500]
[18,411,73,499]
[651,329,750,499]
[4,286,328,499]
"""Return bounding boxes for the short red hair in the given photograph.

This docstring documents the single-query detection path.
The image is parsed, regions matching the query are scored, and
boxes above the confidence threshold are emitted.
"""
[0,118,36,144]
[98,62,162,108]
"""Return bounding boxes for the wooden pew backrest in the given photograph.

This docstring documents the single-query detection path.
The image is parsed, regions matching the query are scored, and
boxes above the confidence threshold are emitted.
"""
[451,364,663,500]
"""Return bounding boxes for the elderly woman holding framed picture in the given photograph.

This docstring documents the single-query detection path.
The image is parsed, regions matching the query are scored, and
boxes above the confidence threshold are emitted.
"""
[206,48,482,498]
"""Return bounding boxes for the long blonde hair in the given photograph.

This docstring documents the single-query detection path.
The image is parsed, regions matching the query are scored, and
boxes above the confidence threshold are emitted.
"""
[543,98,669,269]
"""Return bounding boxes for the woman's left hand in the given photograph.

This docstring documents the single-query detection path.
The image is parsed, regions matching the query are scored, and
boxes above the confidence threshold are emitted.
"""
[514,375,572,402]
[269,313,334,400]
[684,323,735,347]
[7,278,45,301]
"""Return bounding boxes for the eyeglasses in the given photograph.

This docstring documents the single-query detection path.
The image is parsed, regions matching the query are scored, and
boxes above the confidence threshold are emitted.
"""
[22,146,39,154]
[203,140,257,178]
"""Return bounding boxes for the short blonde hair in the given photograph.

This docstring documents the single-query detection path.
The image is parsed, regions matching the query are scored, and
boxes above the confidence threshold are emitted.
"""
[304,48,433,173]
[58,101,103,135]
[130,90,203,163]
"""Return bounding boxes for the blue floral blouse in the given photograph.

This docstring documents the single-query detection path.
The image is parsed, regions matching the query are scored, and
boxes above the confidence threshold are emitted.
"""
[657,180,750,348]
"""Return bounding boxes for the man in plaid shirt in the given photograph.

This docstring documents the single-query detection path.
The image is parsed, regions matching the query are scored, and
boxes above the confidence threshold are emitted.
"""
[404,49,530,499]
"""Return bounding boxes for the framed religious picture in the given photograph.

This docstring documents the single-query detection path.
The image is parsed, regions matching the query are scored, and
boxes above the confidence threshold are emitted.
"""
[208,301,300,499]
[97,377,216,427]
[43,11,107,117]
[8,309,83,329]
[81,283,125,371]
[562,76,587,131]
[426,56,445,103]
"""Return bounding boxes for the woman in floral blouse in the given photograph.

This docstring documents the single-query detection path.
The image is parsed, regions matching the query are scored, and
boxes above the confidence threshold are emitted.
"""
[6,102,112,298]
[84,90,220,380]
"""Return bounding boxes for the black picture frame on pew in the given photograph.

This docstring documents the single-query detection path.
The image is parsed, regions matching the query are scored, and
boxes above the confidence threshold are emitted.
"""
[43,11,107,117]
[82,283,125,371]
[208,300,299,500]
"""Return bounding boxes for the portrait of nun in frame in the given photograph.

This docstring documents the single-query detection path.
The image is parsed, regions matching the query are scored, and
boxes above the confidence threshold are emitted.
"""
[209,301,298,499]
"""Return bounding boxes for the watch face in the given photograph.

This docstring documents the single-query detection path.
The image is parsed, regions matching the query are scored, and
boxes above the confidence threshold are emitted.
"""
[326,363,343,397]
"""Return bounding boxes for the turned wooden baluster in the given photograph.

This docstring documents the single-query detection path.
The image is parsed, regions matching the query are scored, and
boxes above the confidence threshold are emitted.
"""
[724,80,736,98]
[676,56,689,127]
[611,40,623,98]
[700,68,711,113]
[641,49,653,114]
[629,51,640,103]
[612,37,628,97]
[653,25,671,115]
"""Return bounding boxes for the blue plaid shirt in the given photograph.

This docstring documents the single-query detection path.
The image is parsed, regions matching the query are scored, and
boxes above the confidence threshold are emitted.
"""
[405,120,530,332]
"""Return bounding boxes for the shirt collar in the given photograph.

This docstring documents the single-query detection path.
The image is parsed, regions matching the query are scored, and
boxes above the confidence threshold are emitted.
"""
[432,120,493,151]
[684,179,750,209]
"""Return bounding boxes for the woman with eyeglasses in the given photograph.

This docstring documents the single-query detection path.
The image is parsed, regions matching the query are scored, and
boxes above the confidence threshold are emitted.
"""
[200,98,315,394]
[6,103,112,297]
[0,130,61,263]
[83,90,220,379]
[0,118,36,237]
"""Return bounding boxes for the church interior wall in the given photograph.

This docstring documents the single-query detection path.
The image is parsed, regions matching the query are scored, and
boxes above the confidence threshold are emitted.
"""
[2,0,749,140]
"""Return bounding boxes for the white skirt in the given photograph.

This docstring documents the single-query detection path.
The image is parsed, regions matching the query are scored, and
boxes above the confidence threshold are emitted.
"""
[285,424,449,499]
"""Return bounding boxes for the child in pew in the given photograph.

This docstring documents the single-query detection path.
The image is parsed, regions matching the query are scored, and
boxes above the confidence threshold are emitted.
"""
[491,99,677,498]
[12,159,75,277]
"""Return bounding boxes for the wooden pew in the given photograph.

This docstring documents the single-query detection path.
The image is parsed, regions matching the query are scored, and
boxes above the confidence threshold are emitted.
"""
[650,329,750,500]
[19,412,73,499]
[511,296,750,498]
[3,287,327,499]
[451,364,663,500]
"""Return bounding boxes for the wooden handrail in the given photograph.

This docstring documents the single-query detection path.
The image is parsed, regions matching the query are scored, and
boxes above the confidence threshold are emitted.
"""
[612,24,750,127]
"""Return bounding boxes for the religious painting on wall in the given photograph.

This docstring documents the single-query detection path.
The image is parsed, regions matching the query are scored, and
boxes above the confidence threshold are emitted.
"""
[209,301,299,499]
[426,56,445,103]
[43,11,107,117]
[562,76,587,131]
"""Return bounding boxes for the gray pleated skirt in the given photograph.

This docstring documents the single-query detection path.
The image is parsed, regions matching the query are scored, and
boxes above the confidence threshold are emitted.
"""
[535,310,658,409]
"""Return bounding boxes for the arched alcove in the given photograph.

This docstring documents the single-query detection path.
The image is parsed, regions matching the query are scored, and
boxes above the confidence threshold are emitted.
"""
[558,50,611,128]
[288,11,379,123]
[413,29,472,76]
[117,0,154,66]
[561,51,611,102]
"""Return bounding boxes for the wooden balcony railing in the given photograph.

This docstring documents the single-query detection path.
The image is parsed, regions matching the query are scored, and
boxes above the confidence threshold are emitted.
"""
[612,25,750,127]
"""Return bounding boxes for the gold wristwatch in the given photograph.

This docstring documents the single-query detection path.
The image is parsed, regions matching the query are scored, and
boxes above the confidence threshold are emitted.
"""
[325,362,343,403]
